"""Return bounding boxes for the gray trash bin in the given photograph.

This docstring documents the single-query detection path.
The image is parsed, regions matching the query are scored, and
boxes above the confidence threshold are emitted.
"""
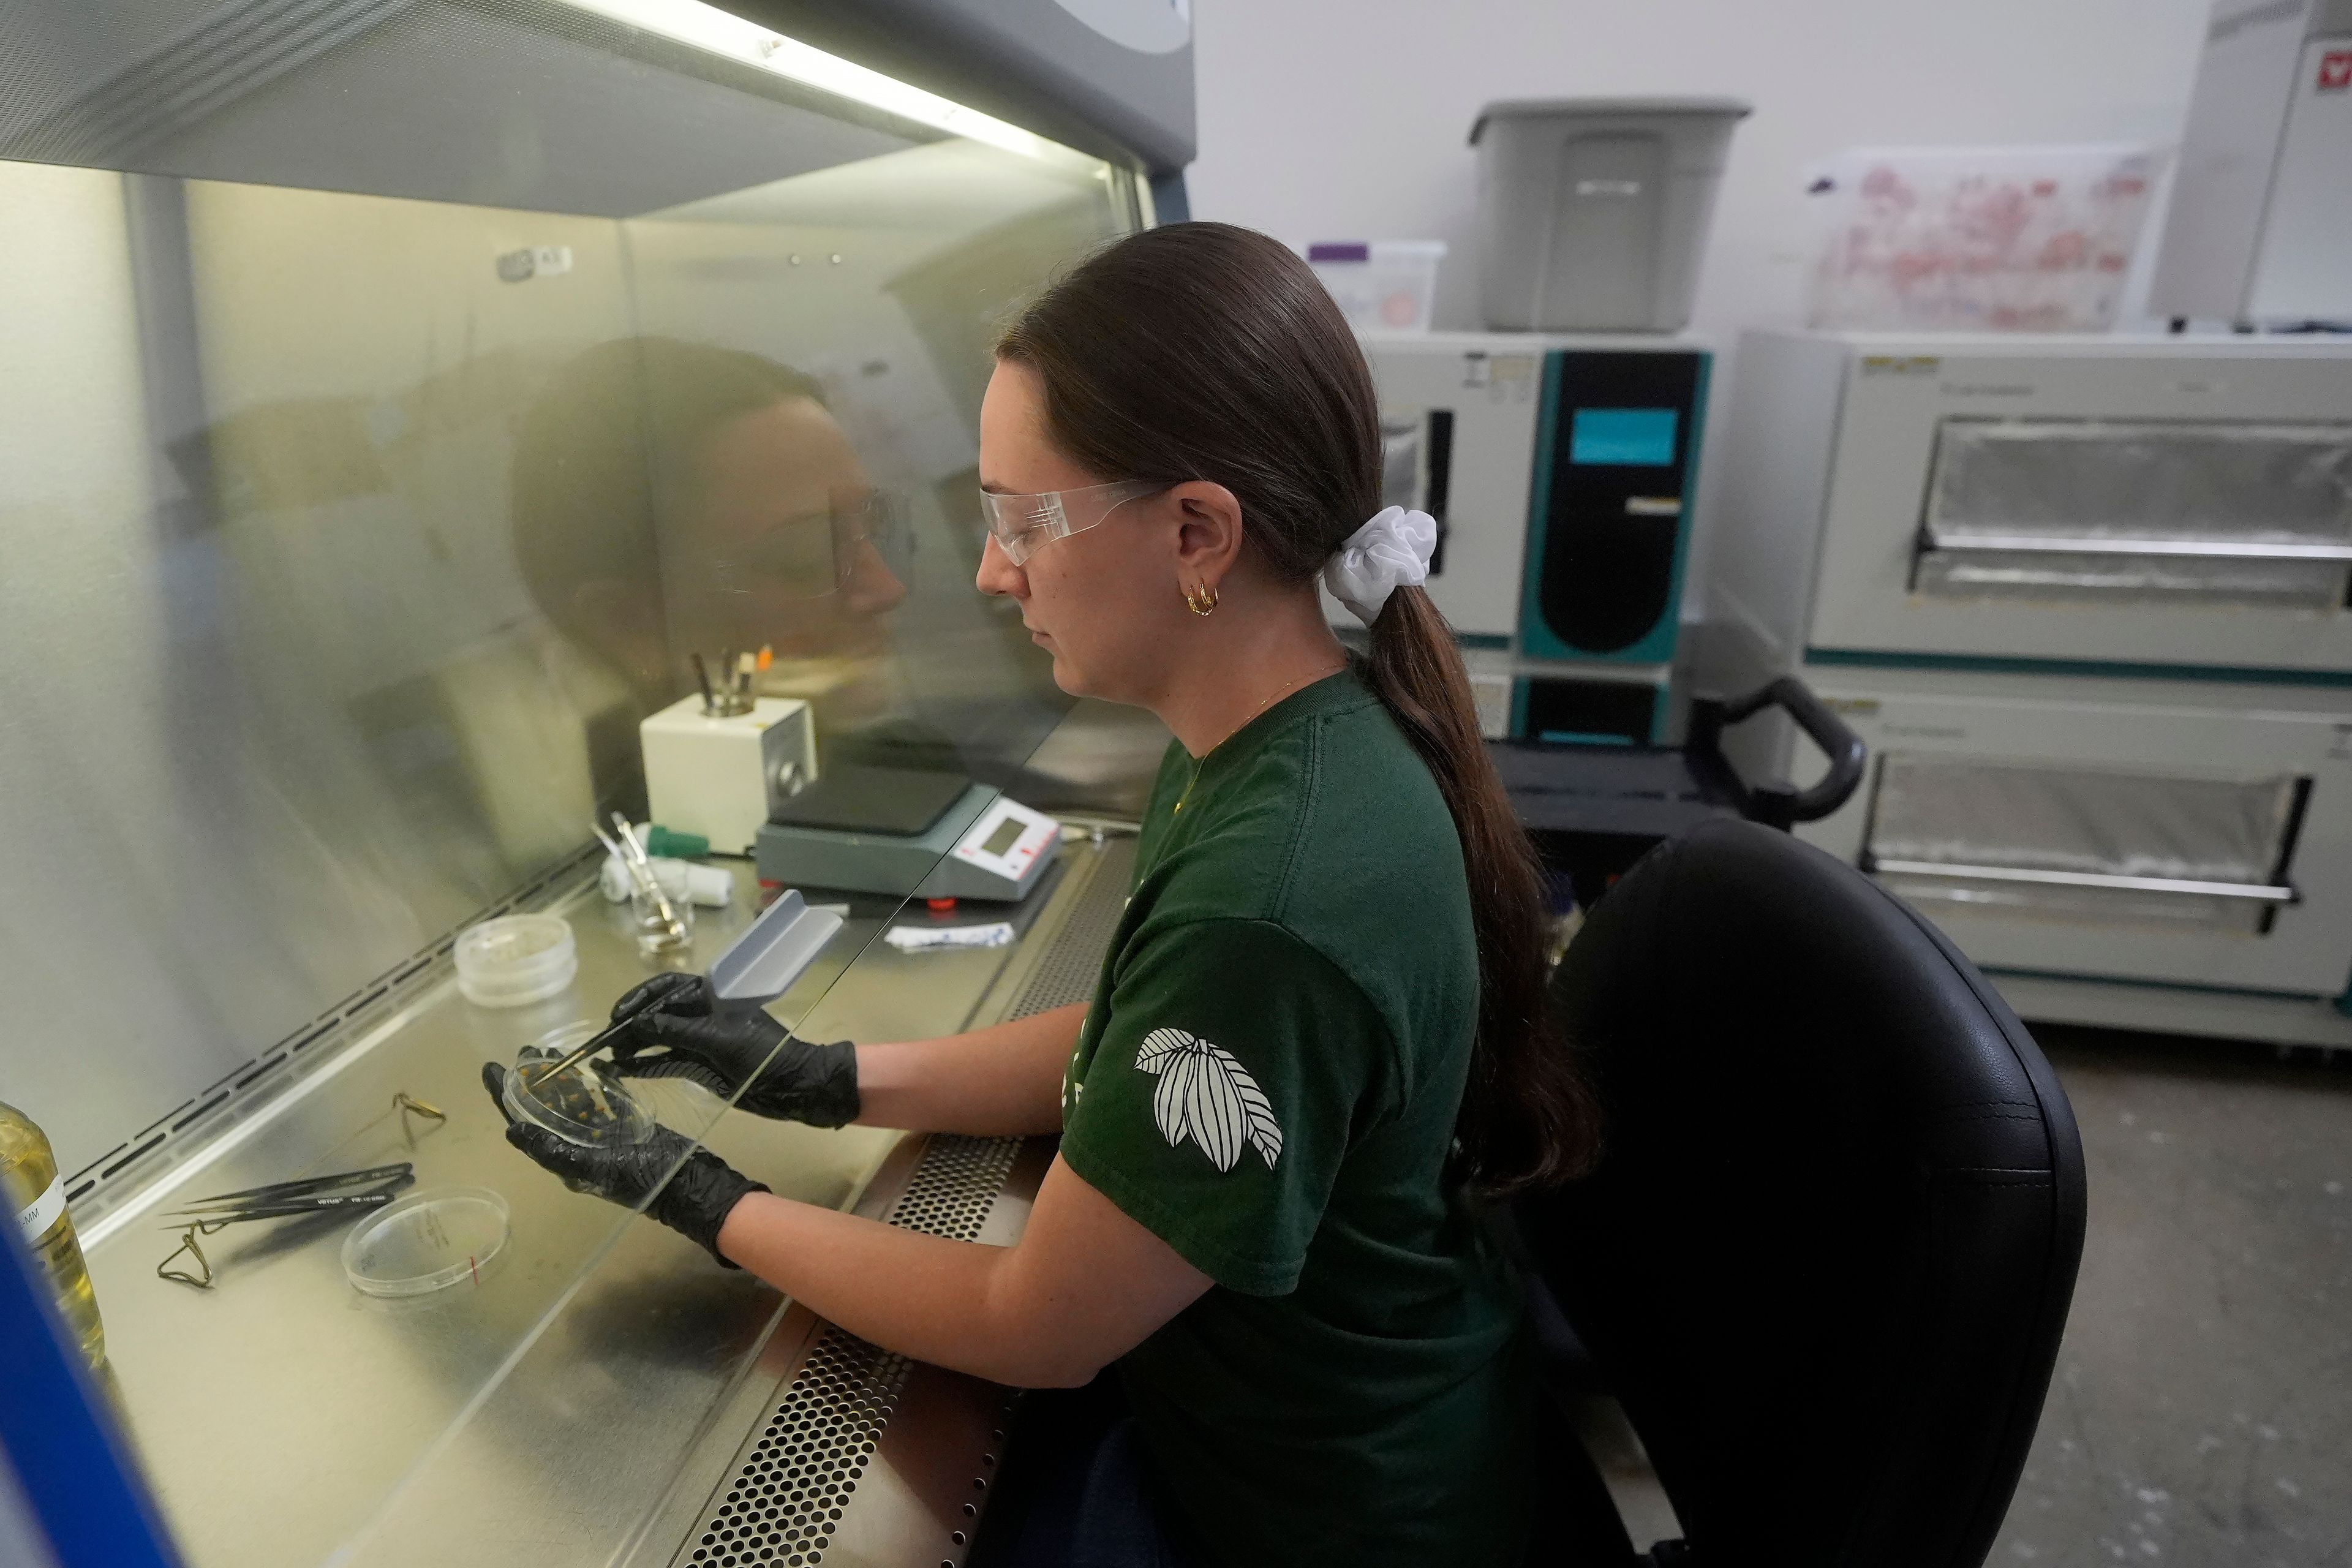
[1471,97,1750,333]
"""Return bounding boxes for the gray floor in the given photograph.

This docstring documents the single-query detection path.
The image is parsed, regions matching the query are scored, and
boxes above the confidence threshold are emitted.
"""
[1581,1027,2352,1566]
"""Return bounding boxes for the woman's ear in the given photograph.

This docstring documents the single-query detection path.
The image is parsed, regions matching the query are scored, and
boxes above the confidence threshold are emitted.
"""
[1167,480,1244,589]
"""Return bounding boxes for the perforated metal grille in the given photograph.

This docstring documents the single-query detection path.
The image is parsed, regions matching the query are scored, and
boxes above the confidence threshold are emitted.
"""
[687,1332,909,1567]
[684,1136,1018,1566]
[884,1134,1022,1240]
[1007,836,1135,1021]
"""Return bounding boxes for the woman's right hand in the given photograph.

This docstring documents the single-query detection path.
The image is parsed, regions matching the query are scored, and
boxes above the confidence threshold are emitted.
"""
[608,972,861,1127]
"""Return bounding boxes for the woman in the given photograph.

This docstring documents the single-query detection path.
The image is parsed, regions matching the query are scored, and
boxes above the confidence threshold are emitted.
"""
[484,223,1600,1567]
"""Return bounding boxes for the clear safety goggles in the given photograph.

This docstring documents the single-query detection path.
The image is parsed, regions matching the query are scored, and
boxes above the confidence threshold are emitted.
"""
[703,489,913,600]
[977,479,1168,567]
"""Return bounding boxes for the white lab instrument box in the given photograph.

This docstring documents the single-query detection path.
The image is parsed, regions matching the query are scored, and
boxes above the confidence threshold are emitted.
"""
[1713,331,2352,679]
[639,695,816,858]
[2149,0,2352,326]
[1348,331,1713,744]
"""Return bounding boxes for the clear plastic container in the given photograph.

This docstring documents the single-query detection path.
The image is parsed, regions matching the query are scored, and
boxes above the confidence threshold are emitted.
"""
[453,913,578,1008]
[502,1022,657,1147]
[341,1187,511,1298]
[1307,241,1446,332]
[1804,143,2163,332]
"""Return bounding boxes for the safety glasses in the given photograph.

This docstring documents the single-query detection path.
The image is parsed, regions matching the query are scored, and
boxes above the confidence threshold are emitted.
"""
[703,489,913,600]
[976,479,1169,567]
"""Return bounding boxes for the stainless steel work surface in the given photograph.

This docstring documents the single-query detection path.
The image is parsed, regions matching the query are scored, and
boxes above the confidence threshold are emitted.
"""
[78,835,1131,1568]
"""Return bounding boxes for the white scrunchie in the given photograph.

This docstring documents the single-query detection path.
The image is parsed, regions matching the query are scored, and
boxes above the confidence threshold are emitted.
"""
[1322,506,1438,625]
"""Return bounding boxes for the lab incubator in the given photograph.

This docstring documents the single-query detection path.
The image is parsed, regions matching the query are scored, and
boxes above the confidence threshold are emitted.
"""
[0,2,1191,1564]
[1704,330,2352,1049]
[1341,331,1713,746]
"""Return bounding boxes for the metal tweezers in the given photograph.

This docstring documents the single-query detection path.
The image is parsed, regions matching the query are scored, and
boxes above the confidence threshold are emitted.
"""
[157,1163,416,1289]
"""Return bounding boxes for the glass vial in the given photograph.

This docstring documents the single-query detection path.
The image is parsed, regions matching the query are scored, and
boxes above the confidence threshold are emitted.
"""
[1,1099,107,1366]
[630,880,695,957]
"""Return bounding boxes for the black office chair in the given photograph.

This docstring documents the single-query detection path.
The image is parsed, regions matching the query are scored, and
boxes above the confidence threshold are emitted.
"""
[1515,817,2087,1568]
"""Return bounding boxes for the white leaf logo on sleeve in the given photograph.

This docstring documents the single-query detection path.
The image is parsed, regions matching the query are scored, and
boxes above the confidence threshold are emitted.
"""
[1134,1028,1282,1171]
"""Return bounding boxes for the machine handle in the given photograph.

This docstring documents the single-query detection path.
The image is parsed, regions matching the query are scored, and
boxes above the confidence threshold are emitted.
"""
[1864,858,2298,904]
[1686,676,1866,832]
[1920,526,2352,562]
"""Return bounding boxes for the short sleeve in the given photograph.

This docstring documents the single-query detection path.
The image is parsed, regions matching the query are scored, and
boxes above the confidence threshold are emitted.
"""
[1058,918,1396,1295]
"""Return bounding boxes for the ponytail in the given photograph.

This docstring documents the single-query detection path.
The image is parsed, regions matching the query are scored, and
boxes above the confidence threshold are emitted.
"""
[999,221,1603,1194]
[1362,587,1600,1192]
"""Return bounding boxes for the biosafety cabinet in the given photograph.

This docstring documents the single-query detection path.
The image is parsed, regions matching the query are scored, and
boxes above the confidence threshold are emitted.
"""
[1709,330,2352,1048]
[0,2,1187,1566]
[1346,331,1713,745]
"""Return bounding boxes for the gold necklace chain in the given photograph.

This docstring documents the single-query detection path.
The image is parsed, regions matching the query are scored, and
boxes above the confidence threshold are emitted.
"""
[1172,661,1346,816]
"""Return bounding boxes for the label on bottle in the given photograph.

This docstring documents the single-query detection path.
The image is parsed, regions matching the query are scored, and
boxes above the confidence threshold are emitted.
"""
[15,1175,64,1240]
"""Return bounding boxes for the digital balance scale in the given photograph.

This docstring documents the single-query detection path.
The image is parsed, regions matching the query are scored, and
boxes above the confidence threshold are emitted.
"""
[753,763,1059,902]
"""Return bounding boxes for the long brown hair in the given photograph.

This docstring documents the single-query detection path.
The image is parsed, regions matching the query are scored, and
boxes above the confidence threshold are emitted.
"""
[998,222,1599,1193]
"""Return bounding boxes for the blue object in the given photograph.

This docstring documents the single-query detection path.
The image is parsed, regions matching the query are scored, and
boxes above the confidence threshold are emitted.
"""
[1148,170,1191,225]
[0,1207,183,1568]
[1569,407,1679,467]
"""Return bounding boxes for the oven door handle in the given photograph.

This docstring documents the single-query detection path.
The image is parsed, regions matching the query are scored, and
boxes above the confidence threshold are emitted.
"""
[1864,856,2299,905]
[1918,526,2352,562]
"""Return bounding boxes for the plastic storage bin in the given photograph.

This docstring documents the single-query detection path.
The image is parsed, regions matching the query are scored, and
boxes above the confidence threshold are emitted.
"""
[1307,241,1446,332]
[1470,97,1749,333]
[1804,143,2162,332]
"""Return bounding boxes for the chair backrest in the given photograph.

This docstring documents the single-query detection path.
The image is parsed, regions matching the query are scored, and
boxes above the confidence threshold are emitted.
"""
[1515,820,2086,1568]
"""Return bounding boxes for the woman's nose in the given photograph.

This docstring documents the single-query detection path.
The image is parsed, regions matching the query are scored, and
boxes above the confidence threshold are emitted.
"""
[842,539,908,616]
[974,534,1025,600]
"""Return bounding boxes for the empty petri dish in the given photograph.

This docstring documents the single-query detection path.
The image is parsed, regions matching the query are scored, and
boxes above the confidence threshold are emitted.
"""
[342,1186,510,1298]
[503,1022,657,1147]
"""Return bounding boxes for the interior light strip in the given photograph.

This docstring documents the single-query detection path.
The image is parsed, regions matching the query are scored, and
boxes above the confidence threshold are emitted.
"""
[560,0,1059,160]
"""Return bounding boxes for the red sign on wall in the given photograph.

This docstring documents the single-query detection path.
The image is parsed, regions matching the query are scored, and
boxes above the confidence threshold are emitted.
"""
[2320,49,2352,92]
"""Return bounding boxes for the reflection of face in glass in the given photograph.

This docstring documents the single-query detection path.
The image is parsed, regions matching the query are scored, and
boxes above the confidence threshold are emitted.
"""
[673,398,907,660]
[512,338,906,712]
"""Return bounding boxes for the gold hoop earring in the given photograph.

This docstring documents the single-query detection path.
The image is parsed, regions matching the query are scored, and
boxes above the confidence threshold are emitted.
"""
[1184,582,1219,616]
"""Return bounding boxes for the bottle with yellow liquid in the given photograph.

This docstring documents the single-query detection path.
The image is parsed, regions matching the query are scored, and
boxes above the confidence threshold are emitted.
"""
[1,1099,107,1366]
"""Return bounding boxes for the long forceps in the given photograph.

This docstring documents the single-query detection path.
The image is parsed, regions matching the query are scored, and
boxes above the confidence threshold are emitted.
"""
[157,1163,415,1289]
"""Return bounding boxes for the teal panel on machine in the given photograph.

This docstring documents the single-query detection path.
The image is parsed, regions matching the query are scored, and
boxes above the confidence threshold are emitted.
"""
[1518,348,1711,667]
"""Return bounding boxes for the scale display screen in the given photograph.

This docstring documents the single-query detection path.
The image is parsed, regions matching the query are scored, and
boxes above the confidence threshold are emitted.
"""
[1570,407,1679,466]
[980,815,1026,857]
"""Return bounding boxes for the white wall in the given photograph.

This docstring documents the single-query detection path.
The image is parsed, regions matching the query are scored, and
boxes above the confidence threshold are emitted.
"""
[1185,0,2215,615]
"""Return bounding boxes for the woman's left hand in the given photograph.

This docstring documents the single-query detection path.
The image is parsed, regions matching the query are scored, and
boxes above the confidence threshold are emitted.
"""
[481,1061,767,1265]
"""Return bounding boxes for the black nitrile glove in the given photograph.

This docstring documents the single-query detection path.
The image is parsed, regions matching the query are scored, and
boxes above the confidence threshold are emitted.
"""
[604,972,861,1128]
[481,1061,766,1266]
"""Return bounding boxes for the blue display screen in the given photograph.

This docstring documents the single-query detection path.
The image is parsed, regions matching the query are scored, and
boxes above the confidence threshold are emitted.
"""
[1569,407,1679,466]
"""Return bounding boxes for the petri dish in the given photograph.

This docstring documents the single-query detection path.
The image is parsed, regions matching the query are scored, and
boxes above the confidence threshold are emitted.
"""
[454,913,578,1008]
[503,1022,657,1147]
[342,1186,510,1298]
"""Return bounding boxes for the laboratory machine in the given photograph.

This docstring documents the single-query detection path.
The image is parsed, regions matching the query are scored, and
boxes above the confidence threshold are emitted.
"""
[756,764,1061,902]
[641,692,818,857]
[0,0,1192,1564]
[1348,331,1713,745]
[1705,329,2352,1049]
[2149,0,2352,328]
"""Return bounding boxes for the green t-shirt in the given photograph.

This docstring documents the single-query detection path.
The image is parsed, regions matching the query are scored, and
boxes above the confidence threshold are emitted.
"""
[1058,669,1531,1568]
